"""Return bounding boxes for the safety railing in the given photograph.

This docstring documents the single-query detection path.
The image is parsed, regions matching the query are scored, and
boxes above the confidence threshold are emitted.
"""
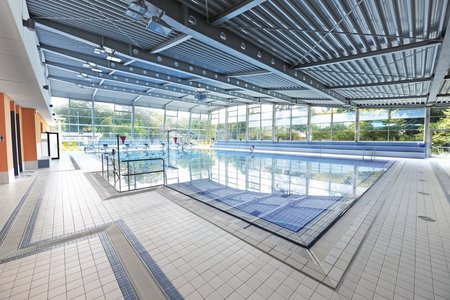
[101,154,166,192]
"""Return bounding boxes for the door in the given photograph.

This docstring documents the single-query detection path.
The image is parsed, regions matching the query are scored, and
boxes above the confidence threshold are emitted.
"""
[10,111,19,176]
[47,132,60,159]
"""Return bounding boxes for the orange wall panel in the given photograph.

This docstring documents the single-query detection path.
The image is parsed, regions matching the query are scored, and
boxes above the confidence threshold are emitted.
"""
[21,107,37,161]
[0,94,13,172]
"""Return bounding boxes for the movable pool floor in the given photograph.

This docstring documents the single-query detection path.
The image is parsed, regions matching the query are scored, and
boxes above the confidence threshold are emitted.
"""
[165,150,392,247]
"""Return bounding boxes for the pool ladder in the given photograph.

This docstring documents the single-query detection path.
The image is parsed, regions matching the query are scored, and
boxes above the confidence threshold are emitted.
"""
[362,147,375,161]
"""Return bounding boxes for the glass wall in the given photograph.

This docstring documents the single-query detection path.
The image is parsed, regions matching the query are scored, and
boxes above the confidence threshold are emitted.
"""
[430,108,450,155]
[311,107,332,141]
[359,108,425,142]
[275,105,291,141]
[359,108,389,141]
[248,104,261,140]
[133,107,164,141]
[291,105,308,141]
[389,108,424,141]
[212,105,426,143]
[332,108,355,141]
[53,96,432,151]
[52,97,211,148]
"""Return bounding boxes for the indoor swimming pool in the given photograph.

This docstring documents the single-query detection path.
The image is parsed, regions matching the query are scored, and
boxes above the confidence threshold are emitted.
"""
[100,148,392,247]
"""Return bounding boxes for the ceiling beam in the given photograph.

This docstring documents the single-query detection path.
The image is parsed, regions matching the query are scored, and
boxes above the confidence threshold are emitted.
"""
[149,34,192,54]
[225,70,271,77]
[46,61,236,103]
[41,44,256,103]
[145,0,348,105]
[330,77,433,89]
[266,87,310,91]
[50,75,226,107]
[36,20,298,104]
[427,18,450,105]
[349,94,428,101]
[50,90,211,112]
[210,0,268,26]
[294,38,442,70]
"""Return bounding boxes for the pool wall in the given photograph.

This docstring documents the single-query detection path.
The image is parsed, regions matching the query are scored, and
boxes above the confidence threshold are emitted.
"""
[212,141,426,158]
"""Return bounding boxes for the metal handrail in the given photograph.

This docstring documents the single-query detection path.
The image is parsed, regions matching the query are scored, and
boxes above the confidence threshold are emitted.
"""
[101,154,166,192]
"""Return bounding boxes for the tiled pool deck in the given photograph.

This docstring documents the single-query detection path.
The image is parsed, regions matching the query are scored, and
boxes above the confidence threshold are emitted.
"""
[0,152,449,299]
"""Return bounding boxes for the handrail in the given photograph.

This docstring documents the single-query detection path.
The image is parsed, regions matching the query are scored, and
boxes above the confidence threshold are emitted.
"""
[100,154,166,192]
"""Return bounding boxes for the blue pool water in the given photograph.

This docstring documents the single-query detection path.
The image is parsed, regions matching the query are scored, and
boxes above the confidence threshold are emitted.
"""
[102,148,391,247]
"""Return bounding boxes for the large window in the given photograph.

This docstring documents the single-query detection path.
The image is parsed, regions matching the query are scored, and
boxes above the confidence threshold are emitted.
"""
[359,108,389,141]
[261,104,273,140]
[430,108,450,155]
[275,105,291,141]
[227,106,246,141]
[248,104,261,140]
[389,108,424,141]
[332,108,355,141]
[291,105,308,141]
[53,96,434,150]
[134,107,164,141]
[359,108,424,142]
[311,107,332,141]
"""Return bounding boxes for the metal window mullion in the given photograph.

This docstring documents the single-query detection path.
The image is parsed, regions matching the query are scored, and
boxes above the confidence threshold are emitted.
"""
[355,108,360,142]
[307,106,312,142]
[330,108,334,141]
[91,97,95,141]
[245,104,249,141]
[387,108,391,141]
[131,103,135,141]
[424,107,431,157]
[272,104,275,141]
[289,106,293,141]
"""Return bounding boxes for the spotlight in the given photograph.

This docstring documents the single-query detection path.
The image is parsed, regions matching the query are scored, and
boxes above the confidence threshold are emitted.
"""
[94,46,106,55]
[146,16,172,36]
[52,113,55,116]
[43,85,49,90]
[49,104,54,108]
[125,0,148,21]
[106,54,122,63]
[22,19,35,31]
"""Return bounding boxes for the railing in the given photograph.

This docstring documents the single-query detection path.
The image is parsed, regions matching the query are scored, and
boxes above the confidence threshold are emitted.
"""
[101,154,166,192]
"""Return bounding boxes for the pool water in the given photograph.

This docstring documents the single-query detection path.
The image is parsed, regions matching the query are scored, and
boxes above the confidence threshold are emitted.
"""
[104,148,391,247]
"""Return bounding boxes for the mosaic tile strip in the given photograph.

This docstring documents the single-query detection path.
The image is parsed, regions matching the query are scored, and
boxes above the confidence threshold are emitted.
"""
[116,220,183,300]
[20,176,49,248]
[99,232,139,300]
[0,176,39,246]
[70,155,81,170]
[0,223,112,263]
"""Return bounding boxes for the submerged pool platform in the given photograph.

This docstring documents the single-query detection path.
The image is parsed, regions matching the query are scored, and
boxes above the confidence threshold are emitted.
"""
[165,149,392,248]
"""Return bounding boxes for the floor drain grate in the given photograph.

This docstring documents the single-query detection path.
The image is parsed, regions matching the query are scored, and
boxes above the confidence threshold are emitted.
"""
[418,216,435,222]
[418,192,430,195]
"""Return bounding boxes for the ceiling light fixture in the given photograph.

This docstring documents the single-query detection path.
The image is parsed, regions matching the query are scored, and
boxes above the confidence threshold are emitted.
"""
[125,0,148,21]
[94,46,106,55]
[146,12,172,36]
[22,18,35,31]
[106,55,122,63]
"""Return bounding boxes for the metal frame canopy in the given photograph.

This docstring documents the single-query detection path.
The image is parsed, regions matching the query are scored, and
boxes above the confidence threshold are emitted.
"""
[25,0,450,110]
